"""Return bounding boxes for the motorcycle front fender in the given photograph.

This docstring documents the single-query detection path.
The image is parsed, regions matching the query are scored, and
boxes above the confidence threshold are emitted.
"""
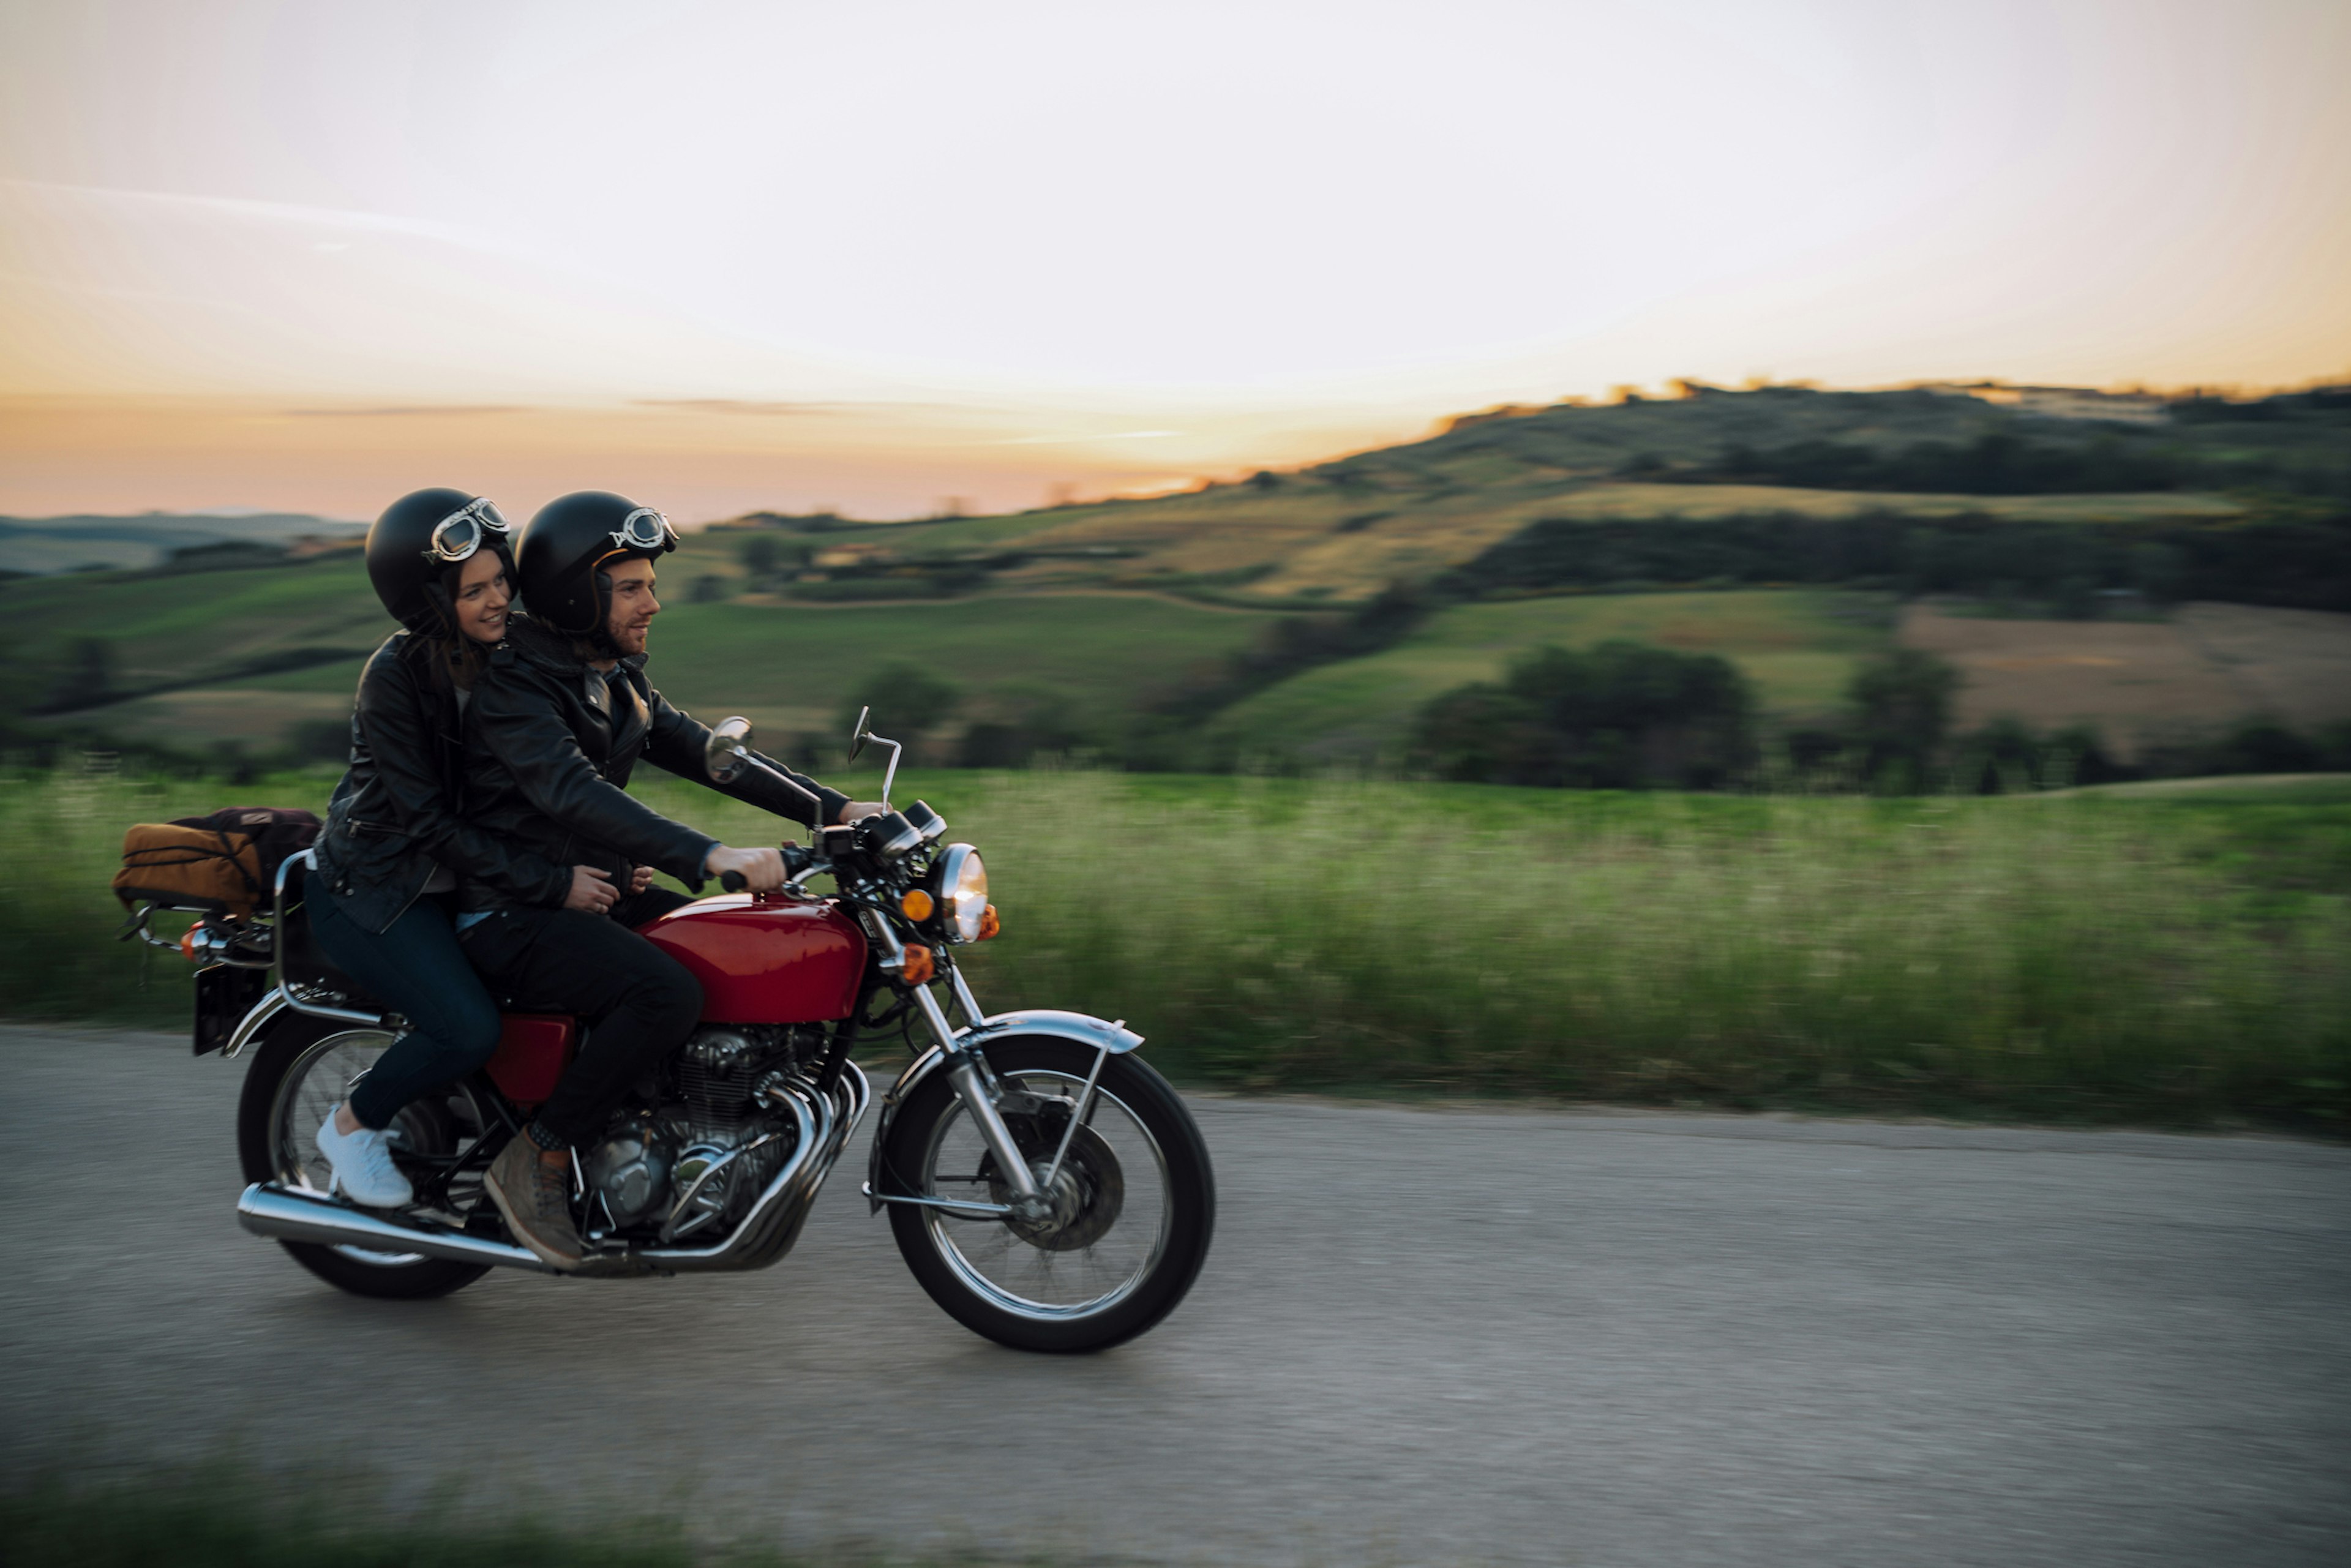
[864,1008,1144,1210]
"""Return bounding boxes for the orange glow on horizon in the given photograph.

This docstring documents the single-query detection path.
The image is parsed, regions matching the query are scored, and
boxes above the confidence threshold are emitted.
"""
[0,396,1414,522]
[2,2,2347,518]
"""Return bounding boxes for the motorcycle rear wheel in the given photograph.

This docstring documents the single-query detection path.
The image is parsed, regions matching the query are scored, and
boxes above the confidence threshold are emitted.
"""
[235,1012,493,1300]
[881,1037,1213,1352]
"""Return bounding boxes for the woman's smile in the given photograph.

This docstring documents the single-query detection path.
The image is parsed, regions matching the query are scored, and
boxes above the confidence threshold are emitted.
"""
[451,549,513,643]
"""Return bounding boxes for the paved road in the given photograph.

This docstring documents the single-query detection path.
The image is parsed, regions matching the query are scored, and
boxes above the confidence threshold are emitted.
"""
[4,1024,2348,1566]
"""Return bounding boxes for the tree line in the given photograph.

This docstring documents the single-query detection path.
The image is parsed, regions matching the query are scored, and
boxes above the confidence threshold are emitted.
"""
[1409,641,2351,795]
[1441,510,2351,614]
[1699,431,2195,495]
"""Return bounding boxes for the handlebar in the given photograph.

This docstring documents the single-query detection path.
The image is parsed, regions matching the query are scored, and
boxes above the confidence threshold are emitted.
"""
[717,843,819,895]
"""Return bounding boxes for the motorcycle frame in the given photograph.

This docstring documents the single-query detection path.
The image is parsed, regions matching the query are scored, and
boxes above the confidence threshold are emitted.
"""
[239,1061,870,1277]
[220,852,1142,1278]
[695,740,1139,1217]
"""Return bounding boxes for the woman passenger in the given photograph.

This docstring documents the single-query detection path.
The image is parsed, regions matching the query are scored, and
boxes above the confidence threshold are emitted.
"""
[307,489,620,1206]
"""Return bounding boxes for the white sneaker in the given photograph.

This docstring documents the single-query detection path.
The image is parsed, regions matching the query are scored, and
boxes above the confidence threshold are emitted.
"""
[315,1104,414,1209]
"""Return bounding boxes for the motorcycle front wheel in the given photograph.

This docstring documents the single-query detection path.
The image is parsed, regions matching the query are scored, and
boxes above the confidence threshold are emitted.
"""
[880,1037,1214,1353]
[235,1011,493,1300]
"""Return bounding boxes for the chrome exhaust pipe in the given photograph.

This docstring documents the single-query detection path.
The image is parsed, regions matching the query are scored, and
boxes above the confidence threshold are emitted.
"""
[638,1062,869,1274]
[236,1183,555,1273]
[237,1060,871,1280]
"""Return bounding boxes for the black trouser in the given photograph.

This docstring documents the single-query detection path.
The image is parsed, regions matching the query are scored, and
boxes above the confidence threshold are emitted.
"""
[305,872,504,1131]
[457,888,699,1147]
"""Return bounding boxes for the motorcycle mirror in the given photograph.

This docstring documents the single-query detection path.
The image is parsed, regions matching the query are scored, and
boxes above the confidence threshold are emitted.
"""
[848,703,872,762]
[706,715,754,784]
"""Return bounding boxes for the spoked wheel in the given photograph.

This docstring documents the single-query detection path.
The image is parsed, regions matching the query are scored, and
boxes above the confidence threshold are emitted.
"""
[235,1011,494,1300]
[881,1037,1213,1352]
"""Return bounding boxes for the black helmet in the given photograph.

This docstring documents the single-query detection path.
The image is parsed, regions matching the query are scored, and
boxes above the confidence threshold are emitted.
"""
[514,490,678,638]
[364,487,516,633]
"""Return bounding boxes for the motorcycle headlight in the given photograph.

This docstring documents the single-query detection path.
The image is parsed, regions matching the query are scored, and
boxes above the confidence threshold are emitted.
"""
[932,843,988,943]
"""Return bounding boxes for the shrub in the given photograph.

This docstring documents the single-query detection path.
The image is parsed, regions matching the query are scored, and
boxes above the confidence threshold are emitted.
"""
[1414,640,1754,789]
[1848,648,1957,786]
[837,662,961,743]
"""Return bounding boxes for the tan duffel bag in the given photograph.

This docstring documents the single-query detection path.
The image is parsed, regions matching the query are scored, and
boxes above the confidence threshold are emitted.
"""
[113,807,321,917]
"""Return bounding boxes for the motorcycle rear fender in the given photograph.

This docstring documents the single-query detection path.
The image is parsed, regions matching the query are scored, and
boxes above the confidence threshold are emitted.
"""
[220,986,288,1060]
[865,1008,1144,1210]
[214,983,394,1058]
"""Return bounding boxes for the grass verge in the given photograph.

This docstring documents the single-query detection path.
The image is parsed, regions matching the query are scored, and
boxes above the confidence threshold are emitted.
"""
[0,1462,1013,1567]
[10,764,2346,1128]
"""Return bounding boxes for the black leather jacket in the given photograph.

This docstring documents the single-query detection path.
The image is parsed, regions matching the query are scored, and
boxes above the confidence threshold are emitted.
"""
[314,631,572,934]
[457,618,847,911]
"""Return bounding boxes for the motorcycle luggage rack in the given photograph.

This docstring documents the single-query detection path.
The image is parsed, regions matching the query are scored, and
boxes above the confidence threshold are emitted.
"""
[269,851,401,1028]
[116,899,276,967]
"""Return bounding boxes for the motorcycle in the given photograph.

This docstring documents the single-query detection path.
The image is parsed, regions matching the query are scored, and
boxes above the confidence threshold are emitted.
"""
[130,710,1213,1353]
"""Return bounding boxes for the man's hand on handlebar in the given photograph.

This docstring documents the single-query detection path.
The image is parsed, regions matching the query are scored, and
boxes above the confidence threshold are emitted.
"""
[838,801,887,822]
[705,844,786,893]
[564,865,619,914]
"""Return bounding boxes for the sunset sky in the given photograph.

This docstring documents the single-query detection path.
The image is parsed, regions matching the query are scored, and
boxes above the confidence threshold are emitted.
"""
[2,0,2347,522]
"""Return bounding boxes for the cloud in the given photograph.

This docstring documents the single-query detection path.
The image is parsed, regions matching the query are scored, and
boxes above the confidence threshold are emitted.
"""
[0,178,503,254]
[282,405,529,418]
[989,429,1185,446]
[631,399,840,416]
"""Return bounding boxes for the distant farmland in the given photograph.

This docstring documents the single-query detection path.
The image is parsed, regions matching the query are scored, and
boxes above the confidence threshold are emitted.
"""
[1902,601,2351,750]
[6,382,2345,769]
[1203,590,1891,763]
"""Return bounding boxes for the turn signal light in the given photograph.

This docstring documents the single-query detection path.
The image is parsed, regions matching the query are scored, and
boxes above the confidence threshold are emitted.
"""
[900,888,936,921]
[900,944,936,985]
[178,925,202,963]
[978,906,1000,940]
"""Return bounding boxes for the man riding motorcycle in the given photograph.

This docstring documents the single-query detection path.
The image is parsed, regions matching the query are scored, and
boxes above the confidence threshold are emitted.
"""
[460,490,877,1269]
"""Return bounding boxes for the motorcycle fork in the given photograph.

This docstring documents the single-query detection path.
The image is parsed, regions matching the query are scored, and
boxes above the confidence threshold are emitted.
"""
[937,958,1101,1188]
[907,979,1046,1210]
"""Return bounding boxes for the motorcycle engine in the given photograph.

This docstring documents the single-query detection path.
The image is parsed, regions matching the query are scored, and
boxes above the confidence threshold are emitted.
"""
[585,1025,817,1239]
[582,1120,670,1227]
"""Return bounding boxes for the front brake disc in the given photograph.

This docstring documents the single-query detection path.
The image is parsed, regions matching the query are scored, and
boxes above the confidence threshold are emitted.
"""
[984,1122,1125,1251]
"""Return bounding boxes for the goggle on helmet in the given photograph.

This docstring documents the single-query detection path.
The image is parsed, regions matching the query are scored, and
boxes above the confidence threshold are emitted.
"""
[607,507,678,555]
[420,497,513,565]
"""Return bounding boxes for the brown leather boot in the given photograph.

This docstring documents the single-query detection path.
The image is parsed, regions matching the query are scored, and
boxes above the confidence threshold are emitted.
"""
[486,1133,582,1272]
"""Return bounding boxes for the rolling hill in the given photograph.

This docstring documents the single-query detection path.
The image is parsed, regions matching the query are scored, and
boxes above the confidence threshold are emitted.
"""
[6,382,2347,770]
[0,511,362,576]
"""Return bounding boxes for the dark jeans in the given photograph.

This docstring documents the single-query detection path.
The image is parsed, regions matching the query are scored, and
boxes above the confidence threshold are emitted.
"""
[456,888,699,1147]
[304,869,503,1131]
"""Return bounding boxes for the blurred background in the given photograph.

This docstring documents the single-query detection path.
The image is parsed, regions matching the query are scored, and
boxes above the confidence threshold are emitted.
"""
[3,1,2347,1120]
[0,0,2345,1087]
[1,0,2344,781]
[4,7,2350,1564]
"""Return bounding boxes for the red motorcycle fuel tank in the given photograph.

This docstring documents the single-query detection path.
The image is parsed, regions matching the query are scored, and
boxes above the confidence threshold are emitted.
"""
[636,893,867,1024]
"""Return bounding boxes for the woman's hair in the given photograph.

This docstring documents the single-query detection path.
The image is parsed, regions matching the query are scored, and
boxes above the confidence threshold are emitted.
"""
[416,560,496,693]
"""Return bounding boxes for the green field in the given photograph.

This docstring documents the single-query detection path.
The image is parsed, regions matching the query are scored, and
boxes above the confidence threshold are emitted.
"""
[13,765,2344,1127]
[13,576,1909,771]
[12,555,1284,754]
[1204,590,1891,763]
[1,554,385,693]
[2055,773,2351,804]
[641,591,1277,740]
